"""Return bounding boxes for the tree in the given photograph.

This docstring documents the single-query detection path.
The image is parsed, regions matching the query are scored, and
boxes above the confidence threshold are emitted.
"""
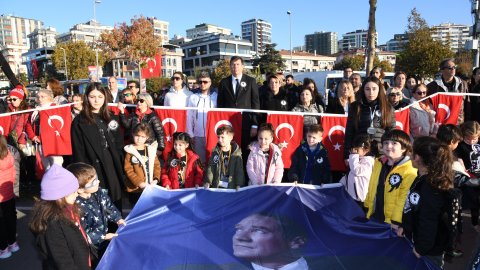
[252,43,285,75]
[146,77,170,92]
[99,16,162,82]
[211,59,231,88]
[396,8,454,78]
[366,0,377,73]
[333,55,365,71]
[455,50,473,79]
[373,57,394,72]
[52,41,103,80]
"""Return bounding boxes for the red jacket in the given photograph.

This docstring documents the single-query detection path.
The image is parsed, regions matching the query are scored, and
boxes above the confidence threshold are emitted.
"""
[161,149,204,189]
[0,152,15,202]
[9,110,35,144]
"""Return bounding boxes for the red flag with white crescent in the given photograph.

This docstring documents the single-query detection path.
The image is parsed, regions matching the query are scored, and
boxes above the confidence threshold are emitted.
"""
[39,106,72,156]
[141,53,162,79]
[394,108,410,135]
[154,108,187,161]
[0,113,11,137]
[205,110,242,162]
[266,113,303,168]
[430,94,463,125]
[320,114,347,171]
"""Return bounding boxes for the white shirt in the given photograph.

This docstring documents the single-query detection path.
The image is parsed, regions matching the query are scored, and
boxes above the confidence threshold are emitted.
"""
[251,257,309,270]
[164,86,193,107]
[231,74,243,95]
[186,91,218,137]
[110,90,119,103]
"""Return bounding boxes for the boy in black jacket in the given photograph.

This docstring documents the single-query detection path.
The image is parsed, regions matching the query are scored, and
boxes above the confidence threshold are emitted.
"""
[288,124,332,185]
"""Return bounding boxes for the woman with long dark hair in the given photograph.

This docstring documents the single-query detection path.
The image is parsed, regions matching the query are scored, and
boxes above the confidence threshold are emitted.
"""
[71,82,124,210]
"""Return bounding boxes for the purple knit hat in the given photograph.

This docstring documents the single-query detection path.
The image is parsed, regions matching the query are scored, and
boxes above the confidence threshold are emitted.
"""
[41,164,79,201]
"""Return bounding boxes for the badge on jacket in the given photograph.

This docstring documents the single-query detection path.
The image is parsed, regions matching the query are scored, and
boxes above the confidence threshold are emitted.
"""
[213,154,219,164]
[409,192,420,205]
[108,120,119,131]
[316,157,323,164]
[388,173,402,192]
[240,82,246,88]
[170,159,178,168]
[131,156,139,164]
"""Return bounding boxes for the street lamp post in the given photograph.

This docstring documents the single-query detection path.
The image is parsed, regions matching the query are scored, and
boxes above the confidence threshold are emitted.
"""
[60,47,68,81]
[287,11,292,74]
[93,0,101,82]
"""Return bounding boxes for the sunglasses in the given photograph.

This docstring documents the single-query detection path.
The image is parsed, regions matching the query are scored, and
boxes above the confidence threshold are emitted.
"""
[84,177,99,189]
[7,98,19,102]
[415,91,427,96]
[443,66,456,70]
[198,80,210,84]
[388,92,402,97]
[172,77,182,81]
[128,85,136,89]
[137,99,145,103]
[123,93,132,97]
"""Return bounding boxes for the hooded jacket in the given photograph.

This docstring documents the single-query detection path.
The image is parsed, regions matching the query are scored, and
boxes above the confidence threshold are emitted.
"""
[204,142,245,188]
[340,154,375,202]
[161,149,203,189]
[246,142,284,185]
[124,142,161,193]
[288,142,332,185]
[120,108,166,151]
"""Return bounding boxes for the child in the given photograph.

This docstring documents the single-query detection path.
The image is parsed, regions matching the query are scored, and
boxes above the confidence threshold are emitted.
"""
[246,123,284,185]
[454,121,480,230]
[340,135,374,202]
[29,164,91,269]
[124,123,161,205]
[288,124,332,184]
[0,136,18,259]
[161,132,203,189]
[204,125,245,189]
[364,130,417,229]
[67,162,125,263]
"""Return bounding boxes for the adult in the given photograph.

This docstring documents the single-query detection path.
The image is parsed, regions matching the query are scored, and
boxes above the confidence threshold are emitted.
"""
[261,75,290,112]
[164,72,193,107]
[71,93,83,119]
[386,87,409,110]
[405,75,418,96]
[71,82,124,210]
[326,79,355,114]
[107,76,122,103]
[350,73,362,95]
[370,66,390,90]
[292,87,322,136]
[469,67,480,123]
[401,136,455,269]
[344,76,396,160]
[118,93,165,155]
[427,58,468,124]
[126,80,140,96]
[393,71,412,99]
[303,78,325,111]
[46,78,68,105]
[409,84,437,139]
[186,73,217,163]
[284,74,300,110]
[217,56,260,159]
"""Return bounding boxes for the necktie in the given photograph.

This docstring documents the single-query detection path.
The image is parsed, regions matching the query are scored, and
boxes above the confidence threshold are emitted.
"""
[235,79,240,95]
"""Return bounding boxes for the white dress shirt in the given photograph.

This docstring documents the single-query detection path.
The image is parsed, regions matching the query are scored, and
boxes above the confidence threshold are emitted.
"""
[231,74,243,95]
[251,257,309,270]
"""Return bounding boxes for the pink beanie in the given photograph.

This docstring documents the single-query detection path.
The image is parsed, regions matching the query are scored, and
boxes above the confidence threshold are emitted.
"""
[9,85,25,100]
[41,165,79,201]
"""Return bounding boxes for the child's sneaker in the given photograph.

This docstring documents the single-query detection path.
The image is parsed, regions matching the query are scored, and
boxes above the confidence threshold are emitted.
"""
[0,248,11,259]
[7,242,19,253]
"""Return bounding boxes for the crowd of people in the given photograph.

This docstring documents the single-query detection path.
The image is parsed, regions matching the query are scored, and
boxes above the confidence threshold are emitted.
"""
[0,55,480,269]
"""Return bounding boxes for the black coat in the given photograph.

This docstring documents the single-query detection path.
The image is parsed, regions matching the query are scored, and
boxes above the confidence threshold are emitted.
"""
[119,111,166,151]
[71,114,124,201]
[326,97,348,114]
[34,219,91,270]
[260,88,290,111]
[288,142,332,184]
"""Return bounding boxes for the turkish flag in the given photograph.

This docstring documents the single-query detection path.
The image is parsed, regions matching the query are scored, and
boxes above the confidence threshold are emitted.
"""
[266,113,303,168]
[0,114,11,137]
[205,110,242,161]
[394,108,410,135]
[39,106,72,156]
[154,108,187,161]
[321,114,347,171]
[430,94,463,125]
[141,53,162,79]
[108,104,123,116]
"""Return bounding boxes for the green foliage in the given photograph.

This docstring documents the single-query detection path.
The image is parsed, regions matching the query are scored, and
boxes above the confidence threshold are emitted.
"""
[146,77,170,92]
[211,59,231,88]
[252,43,285,75]
[52,41,105,80]
[373,57,394,72]
[396,8,454,78]
[334,55,365,71]
[18,73,28,86]
[455,50,473,79]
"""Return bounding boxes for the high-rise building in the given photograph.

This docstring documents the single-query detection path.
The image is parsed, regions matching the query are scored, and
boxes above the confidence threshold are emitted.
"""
[56,20,113,45]
[241,18,271,55]
[186,23,231,39]
[0,14,43,47]
[28,27,57,50]
[305,31,338,55]
[386,34,409,53]
[431,23,471,52]
[338,29,377,51]
[147,17,169,45]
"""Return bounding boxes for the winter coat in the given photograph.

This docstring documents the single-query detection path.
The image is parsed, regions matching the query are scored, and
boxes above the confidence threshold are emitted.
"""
[288,142,332,185]
[204,142,245,188]
[186,91,218,138]
[326,97,350,115]
[7,145,20,197]
[124,142,161,193]
[364,156,417,225]
[339,154,375,202]
[0,151,15,202]
[402,175,451,256]
[8,110,34,145]
[409,99,436,139]
[246,142,284,185]
[291,103,321,136]
[455,141,480,178]
[34,218,91,270]
[120,108,166,151]
[76,189,122,247]
[161,149,204,189]
[164,86,193,107]
[427,76,468,124]
[260,89,290,111]
[344,99,396,159]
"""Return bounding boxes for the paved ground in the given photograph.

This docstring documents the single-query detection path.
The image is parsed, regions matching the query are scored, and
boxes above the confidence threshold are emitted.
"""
[0,184,478,270]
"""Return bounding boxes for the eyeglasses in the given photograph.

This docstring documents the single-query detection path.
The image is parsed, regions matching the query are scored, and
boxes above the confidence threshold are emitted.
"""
[84,177,99,189]
[443,66,456,70]
[128,85,136,89]
[123,93,132,97]
[198,80,210,84]
[7,98,19,102]
[172,77,182,81]
[388,92,402,97]
[415,91,427,96]
[137,99,145,103]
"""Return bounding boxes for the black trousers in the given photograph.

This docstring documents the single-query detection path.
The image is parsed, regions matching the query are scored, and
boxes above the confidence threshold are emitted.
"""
[0,198,16,250]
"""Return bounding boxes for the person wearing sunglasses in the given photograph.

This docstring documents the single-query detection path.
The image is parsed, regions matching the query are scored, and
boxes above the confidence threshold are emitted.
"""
[409,83,438,139]
[118,93,165,156]
[121,88,136,105]
[386,87,409,110]
[164,71,193,108]
[126,80,140,96]
[186,72,217,164]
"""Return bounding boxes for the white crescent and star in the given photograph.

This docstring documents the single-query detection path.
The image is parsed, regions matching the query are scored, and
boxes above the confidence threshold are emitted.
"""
[275,123,294,140]
[396,121,404,130]
[328,125,345,151]
[146,58,156,74]
[162,118,178,142]
[214,120,233,133]
[438,103,451,120]
[48,115,64,136]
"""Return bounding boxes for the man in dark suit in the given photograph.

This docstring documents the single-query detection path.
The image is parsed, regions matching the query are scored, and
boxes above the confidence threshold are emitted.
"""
[217,56,260,160]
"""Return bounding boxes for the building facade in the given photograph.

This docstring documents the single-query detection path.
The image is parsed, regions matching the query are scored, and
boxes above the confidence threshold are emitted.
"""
[186,23,231,39]
[56,20,113,45]
[148,17,169,45]
[0,14,43,48]
[338,29,377,51]
[27,27,57,50]
[385,33,408,53]
[305,31,338,55]
[280,50,336,73]
[241,18,271,55]
[161,44,184,78]
[431,23,471,52]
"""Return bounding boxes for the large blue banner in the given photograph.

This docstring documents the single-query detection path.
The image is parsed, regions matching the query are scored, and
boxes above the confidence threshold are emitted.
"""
[98,184,439,270]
